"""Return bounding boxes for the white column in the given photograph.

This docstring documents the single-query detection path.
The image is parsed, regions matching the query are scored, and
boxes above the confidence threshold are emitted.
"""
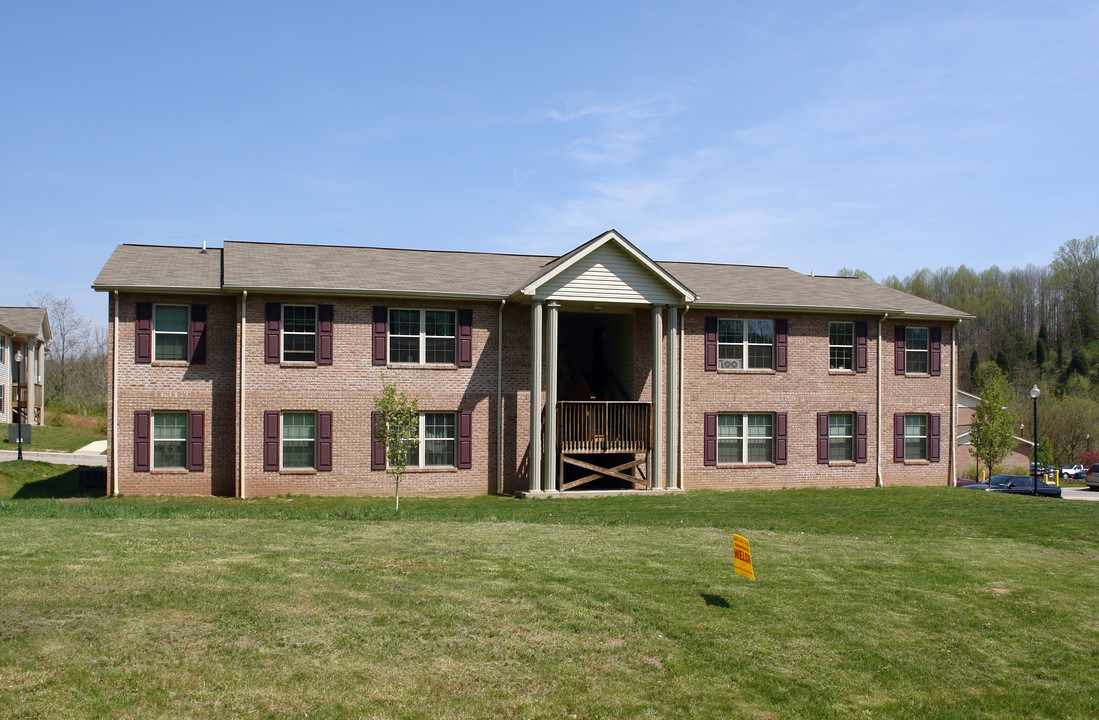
[666,306,678,490]
[530,301,543,493]
[545,302,560,492]
[651,306,663,490]
[26,343,36,425]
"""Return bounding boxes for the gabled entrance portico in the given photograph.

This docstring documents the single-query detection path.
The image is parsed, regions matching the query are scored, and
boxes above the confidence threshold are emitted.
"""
[515,230,696,496]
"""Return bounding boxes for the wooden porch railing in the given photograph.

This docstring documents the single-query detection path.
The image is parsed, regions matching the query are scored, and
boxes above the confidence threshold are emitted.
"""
[557,401,651,454]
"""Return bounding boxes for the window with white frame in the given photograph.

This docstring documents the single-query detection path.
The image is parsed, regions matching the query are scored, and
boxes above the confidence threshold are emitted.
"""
[905,327,929,374]
[282,412,316,469]
[904,414,928,460]
[404,412,456,467]
[829,322,854,371]
[718,319,773,370]
[153,305,189,361]
[717,413,773,464]
[282,305,317,362]
[389,309,456,365]
[152,411,187,469]
[829,413,854,461]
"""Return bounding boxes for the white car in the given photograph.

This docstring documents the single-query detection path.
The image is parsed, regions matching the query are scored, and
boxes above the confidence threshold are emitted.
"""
[1061,464,1087,480]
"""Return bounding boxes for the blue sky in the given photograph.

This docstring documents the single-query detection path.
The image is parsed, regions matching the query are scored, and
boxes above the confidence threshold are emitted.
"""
[2,1,1097,324]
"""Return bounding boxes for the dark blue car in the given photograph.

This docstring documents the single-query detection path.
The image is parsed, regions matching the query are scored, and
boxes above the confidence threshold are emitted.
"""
[961,474,1062,498]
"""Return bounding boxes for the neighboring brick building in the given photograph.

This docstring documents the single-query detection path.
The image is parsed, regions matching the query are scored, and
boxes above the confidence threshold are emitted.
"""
[93,230,972,497]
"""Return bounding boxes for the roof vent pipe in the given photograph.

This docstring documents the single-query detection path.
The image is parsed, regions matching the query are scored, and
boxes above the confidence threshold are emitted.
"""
[200,240,208,254]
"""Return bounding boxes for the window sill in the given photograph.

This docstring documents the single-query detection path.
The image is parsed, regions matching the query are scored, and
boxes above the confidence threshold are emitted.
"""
[399,466,458,473]
[149,468,191,474]
[828,369,856,375]
[717,368,775,375]
[902,373,930,378]
[151,361,189,368]
[715,463,775,469]
[387,363,459,371]
[903,459,931,465]
[279,468,317,475]
[828,460,857,467]
[280,361,318,368]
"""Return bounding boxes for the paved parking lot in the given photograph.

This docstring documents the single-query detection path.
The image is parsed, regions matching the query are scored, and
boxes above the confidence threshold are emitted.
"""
[1061,487,1099,501]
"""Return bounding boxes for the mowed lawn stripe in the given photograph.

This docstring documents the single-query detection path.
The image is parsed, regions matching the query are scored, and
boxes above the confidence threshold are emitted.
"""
[1,509,1097,719]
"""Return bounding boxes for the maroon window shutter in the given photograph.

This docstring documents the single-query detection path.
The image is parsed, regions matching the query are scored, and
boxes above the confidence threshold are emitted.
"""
[264,411,280,471]
[458,309,473,368]
[134,410,151,471]
[190,304,207,365]
[704,317,718,371]
[930,327,942,376]
[894,325,906,375]
[457,410,472,468]
[704,412,717,466]
[187,410,204,471]
[135,302,152,363]
[775,412,787,465]
[318,304,334,365]
[929,413,941,462]
[855,412,868,463]
[265,303,281,364]
[775,319,788,372]
[855,321,868,373]
[372,306,388,366]
[893,413,905,462]
[371,411,387,470]
[317,411,333,471]
[817,412,829,464]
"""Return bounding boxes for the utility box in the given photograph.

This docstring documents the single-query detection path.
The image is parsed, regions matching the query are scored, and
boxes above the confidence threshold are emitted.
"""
[7,424,32,446]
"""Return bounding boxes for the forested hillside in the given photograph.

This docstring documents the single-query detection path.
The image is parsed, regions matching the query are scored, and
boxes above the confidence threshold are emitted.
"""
[849,235,1099,468]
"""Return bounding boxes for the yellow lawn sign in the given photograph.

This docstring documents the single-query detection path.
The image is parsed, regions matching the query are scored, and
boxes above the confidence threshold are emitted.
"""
[733,534,755,581]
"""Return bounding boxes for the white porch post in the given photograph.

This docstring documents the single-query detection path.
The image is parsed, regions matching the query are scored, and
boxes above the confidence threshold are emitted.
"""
[545,302,560,492]
[651,306,663,490]
[530,300,543,493]
[26,343,36,425]
[666,306,678,490]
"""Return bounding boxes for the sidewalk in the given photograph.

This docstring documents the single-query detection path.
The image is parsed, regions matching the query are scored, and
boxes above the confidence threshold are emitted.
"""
[0,440,108,467]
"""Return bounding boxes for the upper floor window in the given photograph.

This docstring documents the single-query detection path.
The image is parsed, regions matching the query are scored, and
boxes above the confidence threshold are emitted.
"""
[389,309,456,365]
[718,319,773,370]
[905,327,929,374]
[717,412,773,463]
[829,322,854,371]
[283,305,317,362]
[154,305,189,361]
[152,411,187,469]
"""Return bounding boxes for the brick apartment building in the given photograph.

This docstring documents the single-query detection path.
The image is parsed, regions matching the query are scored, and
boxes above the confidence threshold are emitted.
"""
[93,230,972,497]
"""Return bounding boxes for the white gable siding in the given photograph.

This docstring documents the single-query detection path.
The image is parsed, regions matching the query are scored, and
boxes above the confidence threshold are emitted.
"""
[540,244,681,305]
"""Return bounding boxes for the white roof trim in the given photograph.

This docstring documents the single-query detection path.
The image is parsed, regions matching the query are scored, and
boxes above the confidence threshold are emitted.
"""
[520,230,697,303]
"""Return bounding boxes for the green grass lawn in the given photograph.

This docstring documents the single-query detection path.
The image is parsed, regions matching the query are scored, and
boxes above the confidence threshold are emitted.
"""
[0,422,105,453]
[1,462,1097,719]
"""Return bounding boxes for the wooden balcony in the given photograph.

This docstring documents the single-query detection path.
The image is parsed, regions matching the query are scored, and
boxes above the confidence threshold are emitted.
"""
[556,401,651,454]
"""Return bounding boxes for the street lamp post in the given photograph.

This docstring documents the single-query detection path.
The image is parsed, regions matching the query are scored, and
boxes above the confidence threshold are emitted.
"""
[1030,384,1040,496]
[14,349,23,461]
[1088,434,1091,453]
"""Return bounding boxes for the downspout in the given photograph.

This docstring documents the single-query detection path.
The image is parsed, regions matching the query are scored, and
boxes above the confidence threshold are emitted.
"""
[239,291,247,499]
[950,322,958,487]
[876,313,888,487]
[497,299,505,495]
[112,291,119,496]
[679,303,691,489]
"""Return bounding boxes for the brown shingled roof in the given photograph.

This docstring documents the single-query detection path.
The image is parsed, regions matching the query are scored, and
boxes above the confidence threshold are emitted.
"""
[0,307,50,340]
[93,245,223,291]
[94,238,973,320]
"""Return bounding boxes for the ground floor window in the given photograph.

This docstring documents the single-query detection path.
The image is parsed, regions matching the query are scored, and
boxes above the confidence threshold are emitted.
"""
[152,411,187,468]
[717,413,773,464]
[829,413,854,461]
[282,411,316,469]
[406,412,456,467]
[904,414,928,460]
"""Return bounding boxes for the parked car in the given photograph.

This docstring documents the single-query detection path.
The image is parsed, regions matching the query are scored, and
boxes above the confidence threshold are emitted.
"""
[1060,464,1087,480]
[1085,464,1099,489]
[961,474,1062,498]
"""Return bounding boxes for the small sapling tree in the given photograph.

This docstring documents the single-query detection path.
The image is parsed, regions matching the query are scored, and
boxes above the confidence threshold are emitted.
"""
[373,380,419,511]
[969,364,1016,479]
